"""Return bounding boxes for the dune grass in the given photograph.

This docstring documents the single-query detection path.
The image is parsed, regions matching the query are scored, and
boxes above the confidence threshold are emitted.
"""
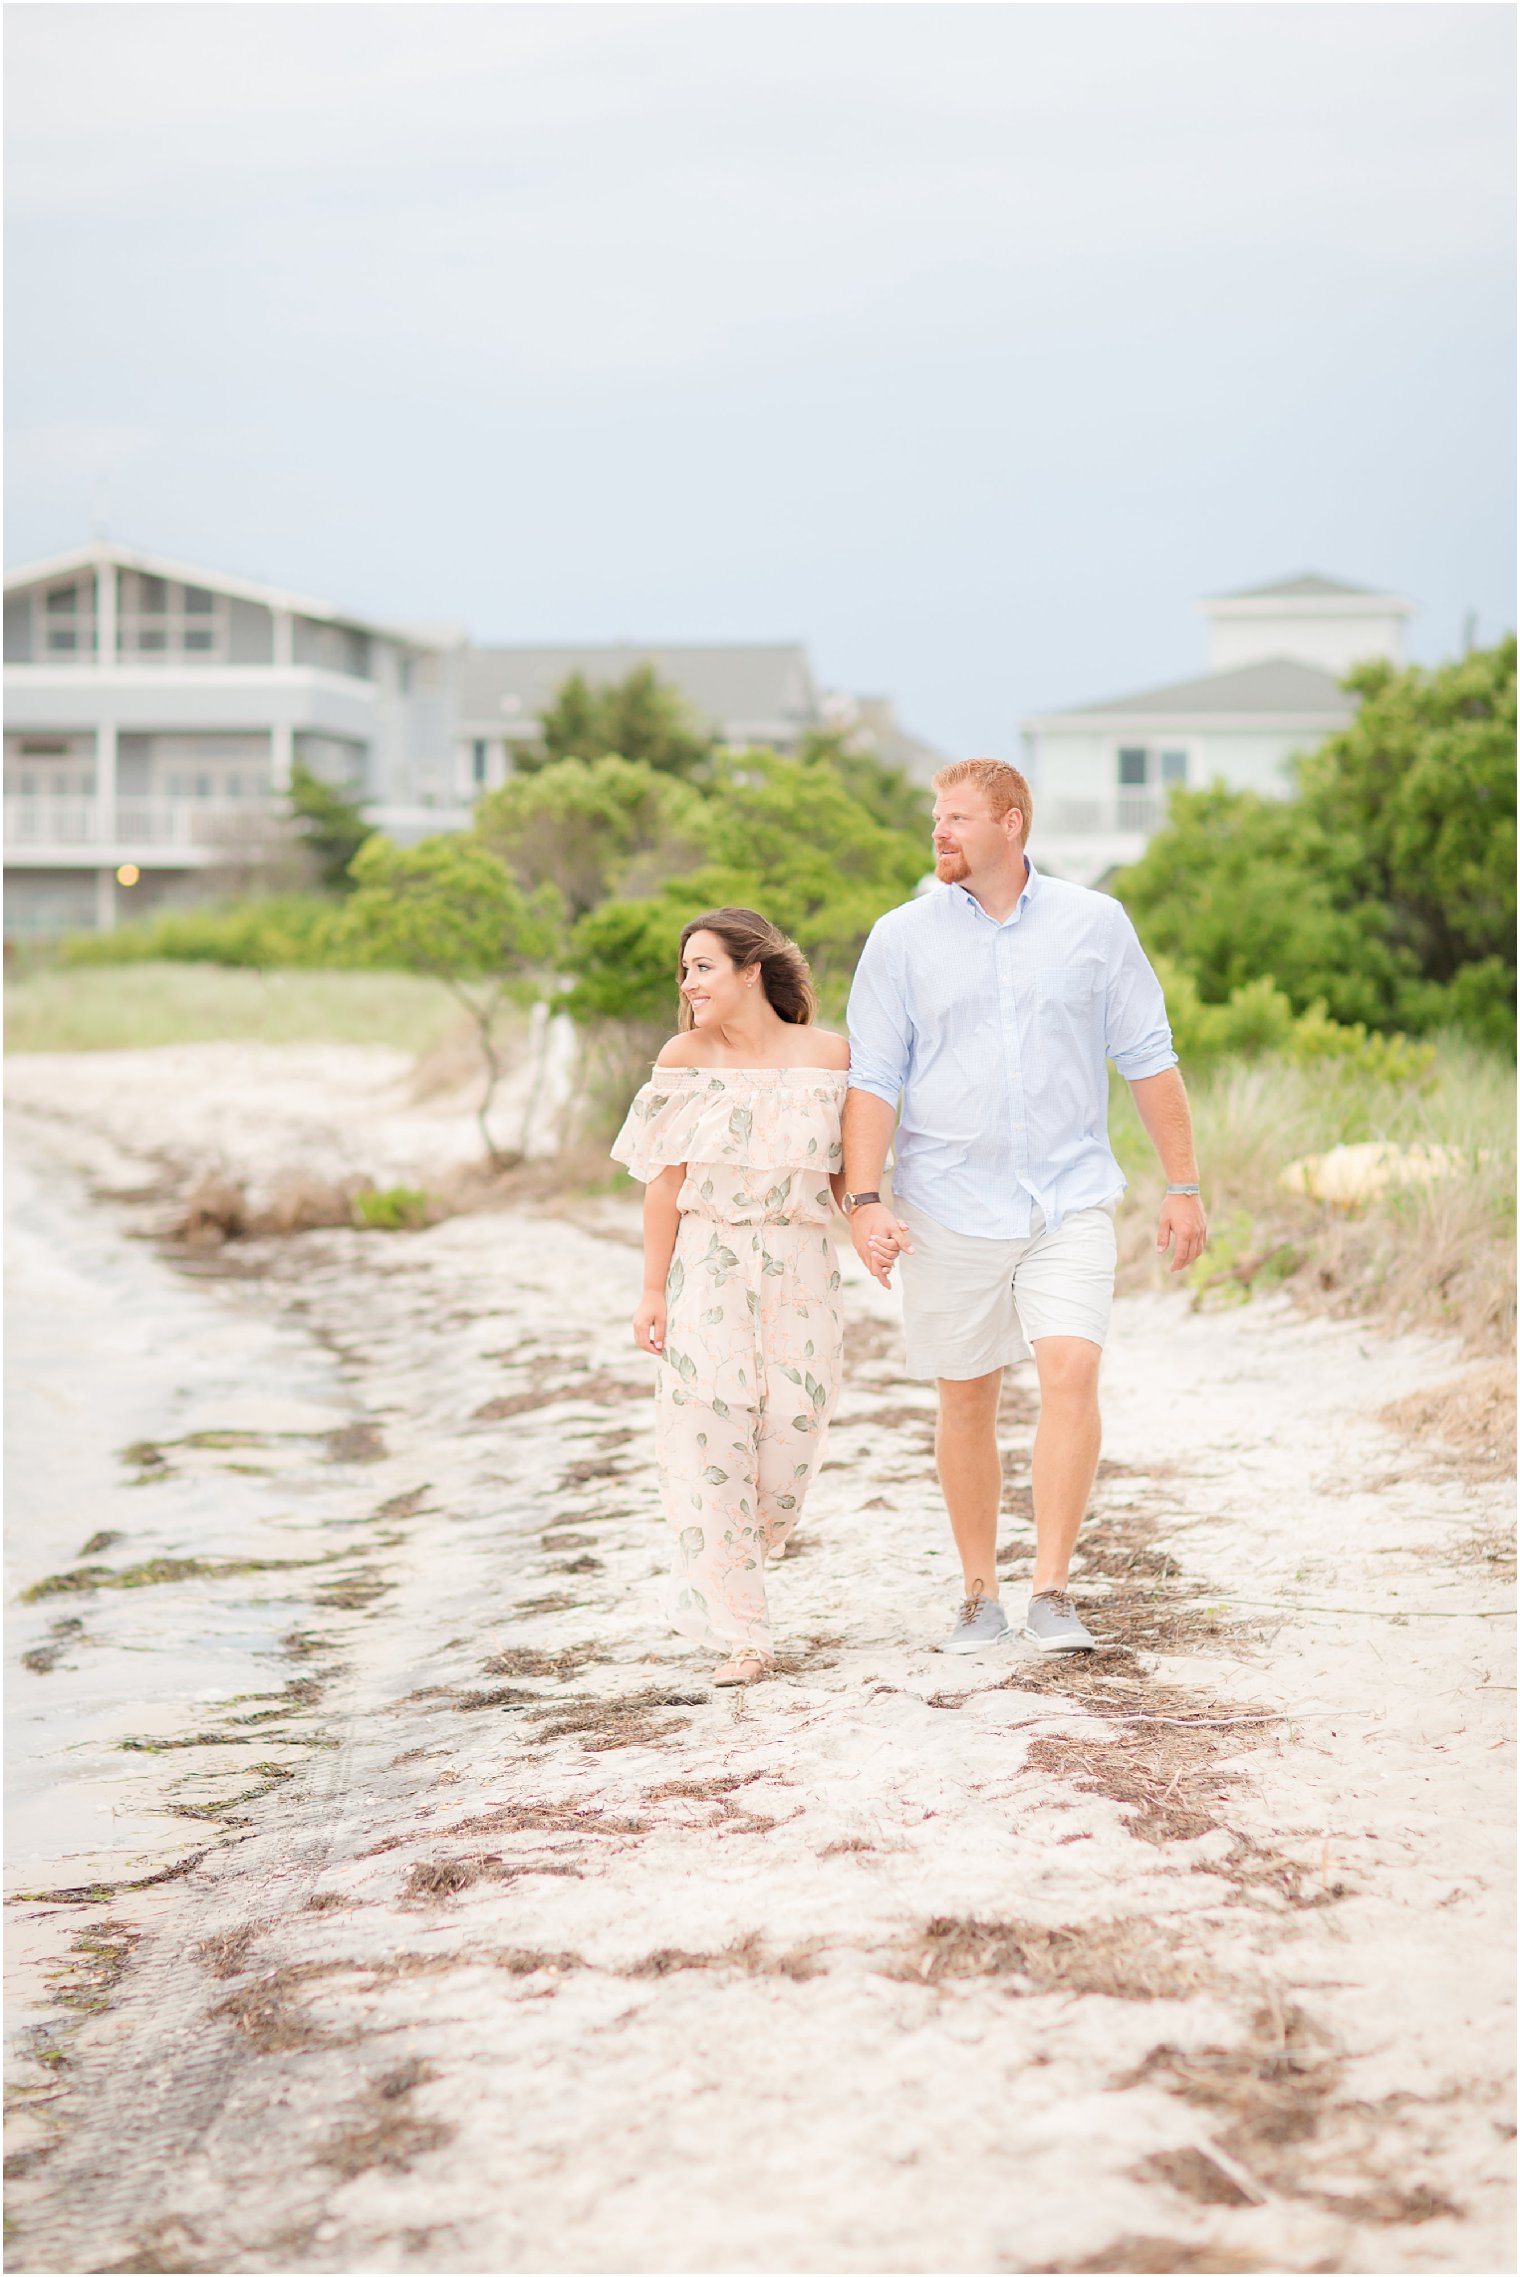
[4,961,463,1056]
[1111,1037,1516,1355]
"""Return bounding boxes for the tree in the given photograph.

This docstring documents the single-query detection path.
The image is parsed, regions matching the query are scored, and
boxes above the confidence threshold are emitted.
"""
[288,760,373,893]
[1110,784,1412,1029]
[519,665,715,779]
[563,891,694,1029]
[699,749,929,984]
[1115,638,1517,1049]
[798,727,933,841]
[474,754,711,919]
[1297,639,1516,1039]
[339,836,562,1161]
[563,749,929,1028]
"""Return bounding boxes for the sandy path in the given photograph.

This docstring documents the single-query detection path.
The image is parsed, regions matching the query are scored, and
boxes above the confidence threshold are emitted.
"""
[4,1051,1514,2275]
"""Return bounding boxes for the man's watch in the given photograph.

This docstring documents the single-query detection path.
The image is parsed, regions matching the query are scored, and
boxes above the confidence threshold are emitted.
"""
[842,1191,882,1215]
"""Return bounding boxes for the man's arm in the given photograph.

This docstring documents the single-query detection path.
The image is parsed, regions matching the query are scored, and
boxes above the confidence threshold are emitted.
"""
[841,1089,911,1288]
[843,922,914,1289]
[1127,1066,1207,1272]
[1104,900,1207,1273]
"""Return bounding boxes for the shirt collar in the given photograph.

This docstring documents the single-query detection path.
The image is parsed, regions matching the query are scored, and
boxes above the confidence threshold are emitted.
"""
[955,855,1039,926]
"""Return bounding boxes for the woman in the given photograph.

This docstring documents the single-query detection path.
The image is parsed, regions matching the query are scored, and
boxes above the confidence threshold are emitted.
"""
[611,908,850,1686]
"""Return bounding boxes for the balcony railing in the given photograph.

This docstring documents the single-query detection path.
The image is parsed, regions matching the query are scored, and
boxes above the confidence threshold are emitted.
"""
[4,798,276,850]
[1043,793,1166,835]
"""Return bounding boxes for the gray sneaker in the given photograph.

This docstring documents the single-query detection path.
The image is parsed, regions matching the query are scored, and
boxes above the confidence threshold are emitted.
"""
[1022,1589,1096,1653]
[937,1585,1011,1655]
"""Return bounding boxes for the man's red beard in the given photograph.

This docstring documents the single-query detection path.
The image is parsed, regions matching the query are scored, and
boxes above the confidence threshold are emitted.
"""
[934,848,969,882]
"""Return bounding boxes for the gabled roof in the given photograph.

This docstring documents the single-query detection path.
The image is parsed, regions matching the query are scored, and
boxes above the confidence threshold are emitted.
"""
[1205,571,1412,610]
[3,540,443,648]
[1032,656,1358,726]
[458,643,821,735]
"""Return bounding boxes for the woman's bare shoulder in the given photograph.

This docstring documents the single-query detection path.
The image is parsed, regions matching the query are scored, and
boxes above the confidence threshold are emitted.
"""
[802,1028,851,1072]
[654,1033,706,1069]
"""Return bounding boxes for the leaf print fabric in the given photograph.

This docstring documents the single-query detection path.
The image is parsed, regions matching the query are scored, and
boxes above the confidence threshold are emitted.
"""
[611,1068,848,1660]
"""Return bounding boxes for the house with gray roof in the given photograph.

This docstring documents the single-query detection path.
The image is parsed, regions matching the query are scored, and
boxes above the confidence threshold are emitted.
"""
[455,642,824,796]
[5,540,941,934]
[1021,574,1413,887]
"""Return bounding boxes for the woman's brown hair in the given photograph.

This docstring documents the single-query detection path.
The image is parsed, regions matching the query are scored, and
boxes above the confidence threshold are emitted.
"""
[677,908,817,1029]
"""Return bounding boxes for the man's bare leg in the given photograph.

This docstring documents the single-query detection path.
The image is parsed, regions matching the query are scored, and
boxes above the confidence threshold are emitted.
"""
[935,1370,1004,1600]
[1030,1335,1103,1591]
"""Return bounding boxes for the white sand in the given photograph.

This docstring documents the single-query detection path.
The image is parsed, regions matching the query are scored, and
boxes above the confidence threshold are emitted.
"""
[5,1044,1514,2276]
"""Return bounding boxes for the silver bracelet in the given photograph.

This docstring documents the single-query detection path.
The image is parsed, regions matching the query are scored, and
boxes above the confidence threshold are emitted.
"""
[1166,1182,1202,1195]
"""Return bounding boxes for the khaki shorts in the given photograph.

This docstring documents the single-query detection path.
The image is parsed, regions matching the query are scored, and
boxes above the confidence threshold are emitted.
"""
[897,1197,1118,1380]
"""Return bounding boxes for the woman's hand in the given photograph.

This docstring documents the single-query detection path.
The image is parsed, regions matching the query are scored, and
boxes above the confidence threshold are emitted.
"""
[850,1201,913,1290]
[633,1291,667,1355]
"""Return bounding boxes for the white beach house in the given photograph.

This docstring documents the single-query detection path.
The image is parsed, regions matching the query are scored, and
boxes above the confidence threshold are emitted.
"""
[3,542,465,937]
[1022,574,1414,888]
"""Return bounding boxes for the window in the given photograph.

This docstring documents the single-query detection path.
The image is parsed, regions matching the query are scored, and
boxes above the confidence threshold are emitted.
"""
[1160,748,1188,786]
[1117,746,1148,788]
[45,586,80,652]
[118,572,227,661]
[195,774,213,799]
[471,739,488,786]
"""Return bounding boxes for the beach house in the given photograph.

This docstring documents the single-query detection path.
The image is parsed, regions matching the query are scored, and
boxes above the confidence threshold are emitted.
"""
[1022,574,1414,887]
[3,541,465,937]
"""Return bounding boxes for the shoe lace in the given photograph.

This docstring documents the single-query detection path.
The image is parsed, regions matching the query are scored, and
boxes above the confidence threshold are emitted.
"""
[1031,1588,1074,1616]
[957,1581,988,1628]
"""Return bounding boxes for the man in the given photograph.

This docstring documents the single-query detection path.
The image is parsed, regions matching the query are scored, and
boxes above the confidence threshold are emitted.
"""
[841,757,1207,1655]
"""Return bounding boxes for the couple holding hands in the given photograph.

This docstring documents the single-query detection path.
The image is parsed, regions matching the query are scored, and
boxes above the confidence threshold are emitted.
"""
[611,758,1208,1686]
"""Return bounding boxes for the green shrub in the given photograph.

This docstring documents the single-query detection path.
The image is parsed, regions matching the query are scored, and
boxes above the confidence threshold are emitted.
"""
[1156,956,1435,1083]
[57,895,349,971]
[352,1186,431,1231]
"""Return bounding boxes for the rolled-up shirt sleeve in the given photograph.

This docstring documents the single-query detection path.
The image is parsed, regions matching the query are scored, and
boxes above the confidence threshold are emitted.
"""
[1105,901,1179,1080]
[846,920,911,1107]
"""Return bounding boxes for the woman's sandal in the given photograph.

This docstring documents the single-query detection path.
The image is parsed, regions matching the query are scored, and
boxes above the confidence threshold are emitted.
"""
[712,1654,769,1687]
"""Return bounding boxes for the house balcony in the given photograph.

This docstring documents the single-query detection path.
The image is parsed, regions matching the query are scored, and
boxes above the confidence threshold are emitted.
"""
[1042,792,1168,835]
[3,795,478,870]
[4,797,281,868]
[1031,792,1168,891]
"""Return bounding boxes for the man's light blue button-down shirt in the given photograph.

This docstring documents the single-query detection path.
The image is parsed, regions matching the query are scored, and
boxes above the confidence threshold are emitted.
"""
[846,859,1178,1240]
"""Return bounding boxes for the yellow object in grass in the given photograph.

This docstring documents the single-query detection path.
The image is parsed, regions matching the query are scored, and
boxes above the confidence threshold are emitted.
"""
[1279,1142,1483,1206]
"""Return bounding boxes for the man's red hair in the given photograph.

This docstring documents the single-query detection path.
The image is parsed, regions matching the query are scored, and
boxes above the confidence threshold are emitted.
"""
[932,757,1033,843]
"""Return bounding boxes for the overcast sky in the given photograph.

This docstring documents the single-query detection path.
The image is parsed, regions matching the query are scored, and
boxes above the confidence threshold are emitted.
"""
[6,2,1515,757]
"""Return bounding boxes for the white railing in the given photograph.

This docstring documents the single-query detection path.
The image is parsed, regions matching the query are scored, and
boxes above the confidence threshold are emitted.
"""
[3,798,276,850]
[1043,793,1166,835]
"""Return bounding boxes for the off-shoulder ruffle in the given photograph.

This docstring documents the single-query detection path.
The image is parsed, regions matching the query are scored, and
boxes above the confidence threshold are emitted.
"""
[610,1066,846,1184]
